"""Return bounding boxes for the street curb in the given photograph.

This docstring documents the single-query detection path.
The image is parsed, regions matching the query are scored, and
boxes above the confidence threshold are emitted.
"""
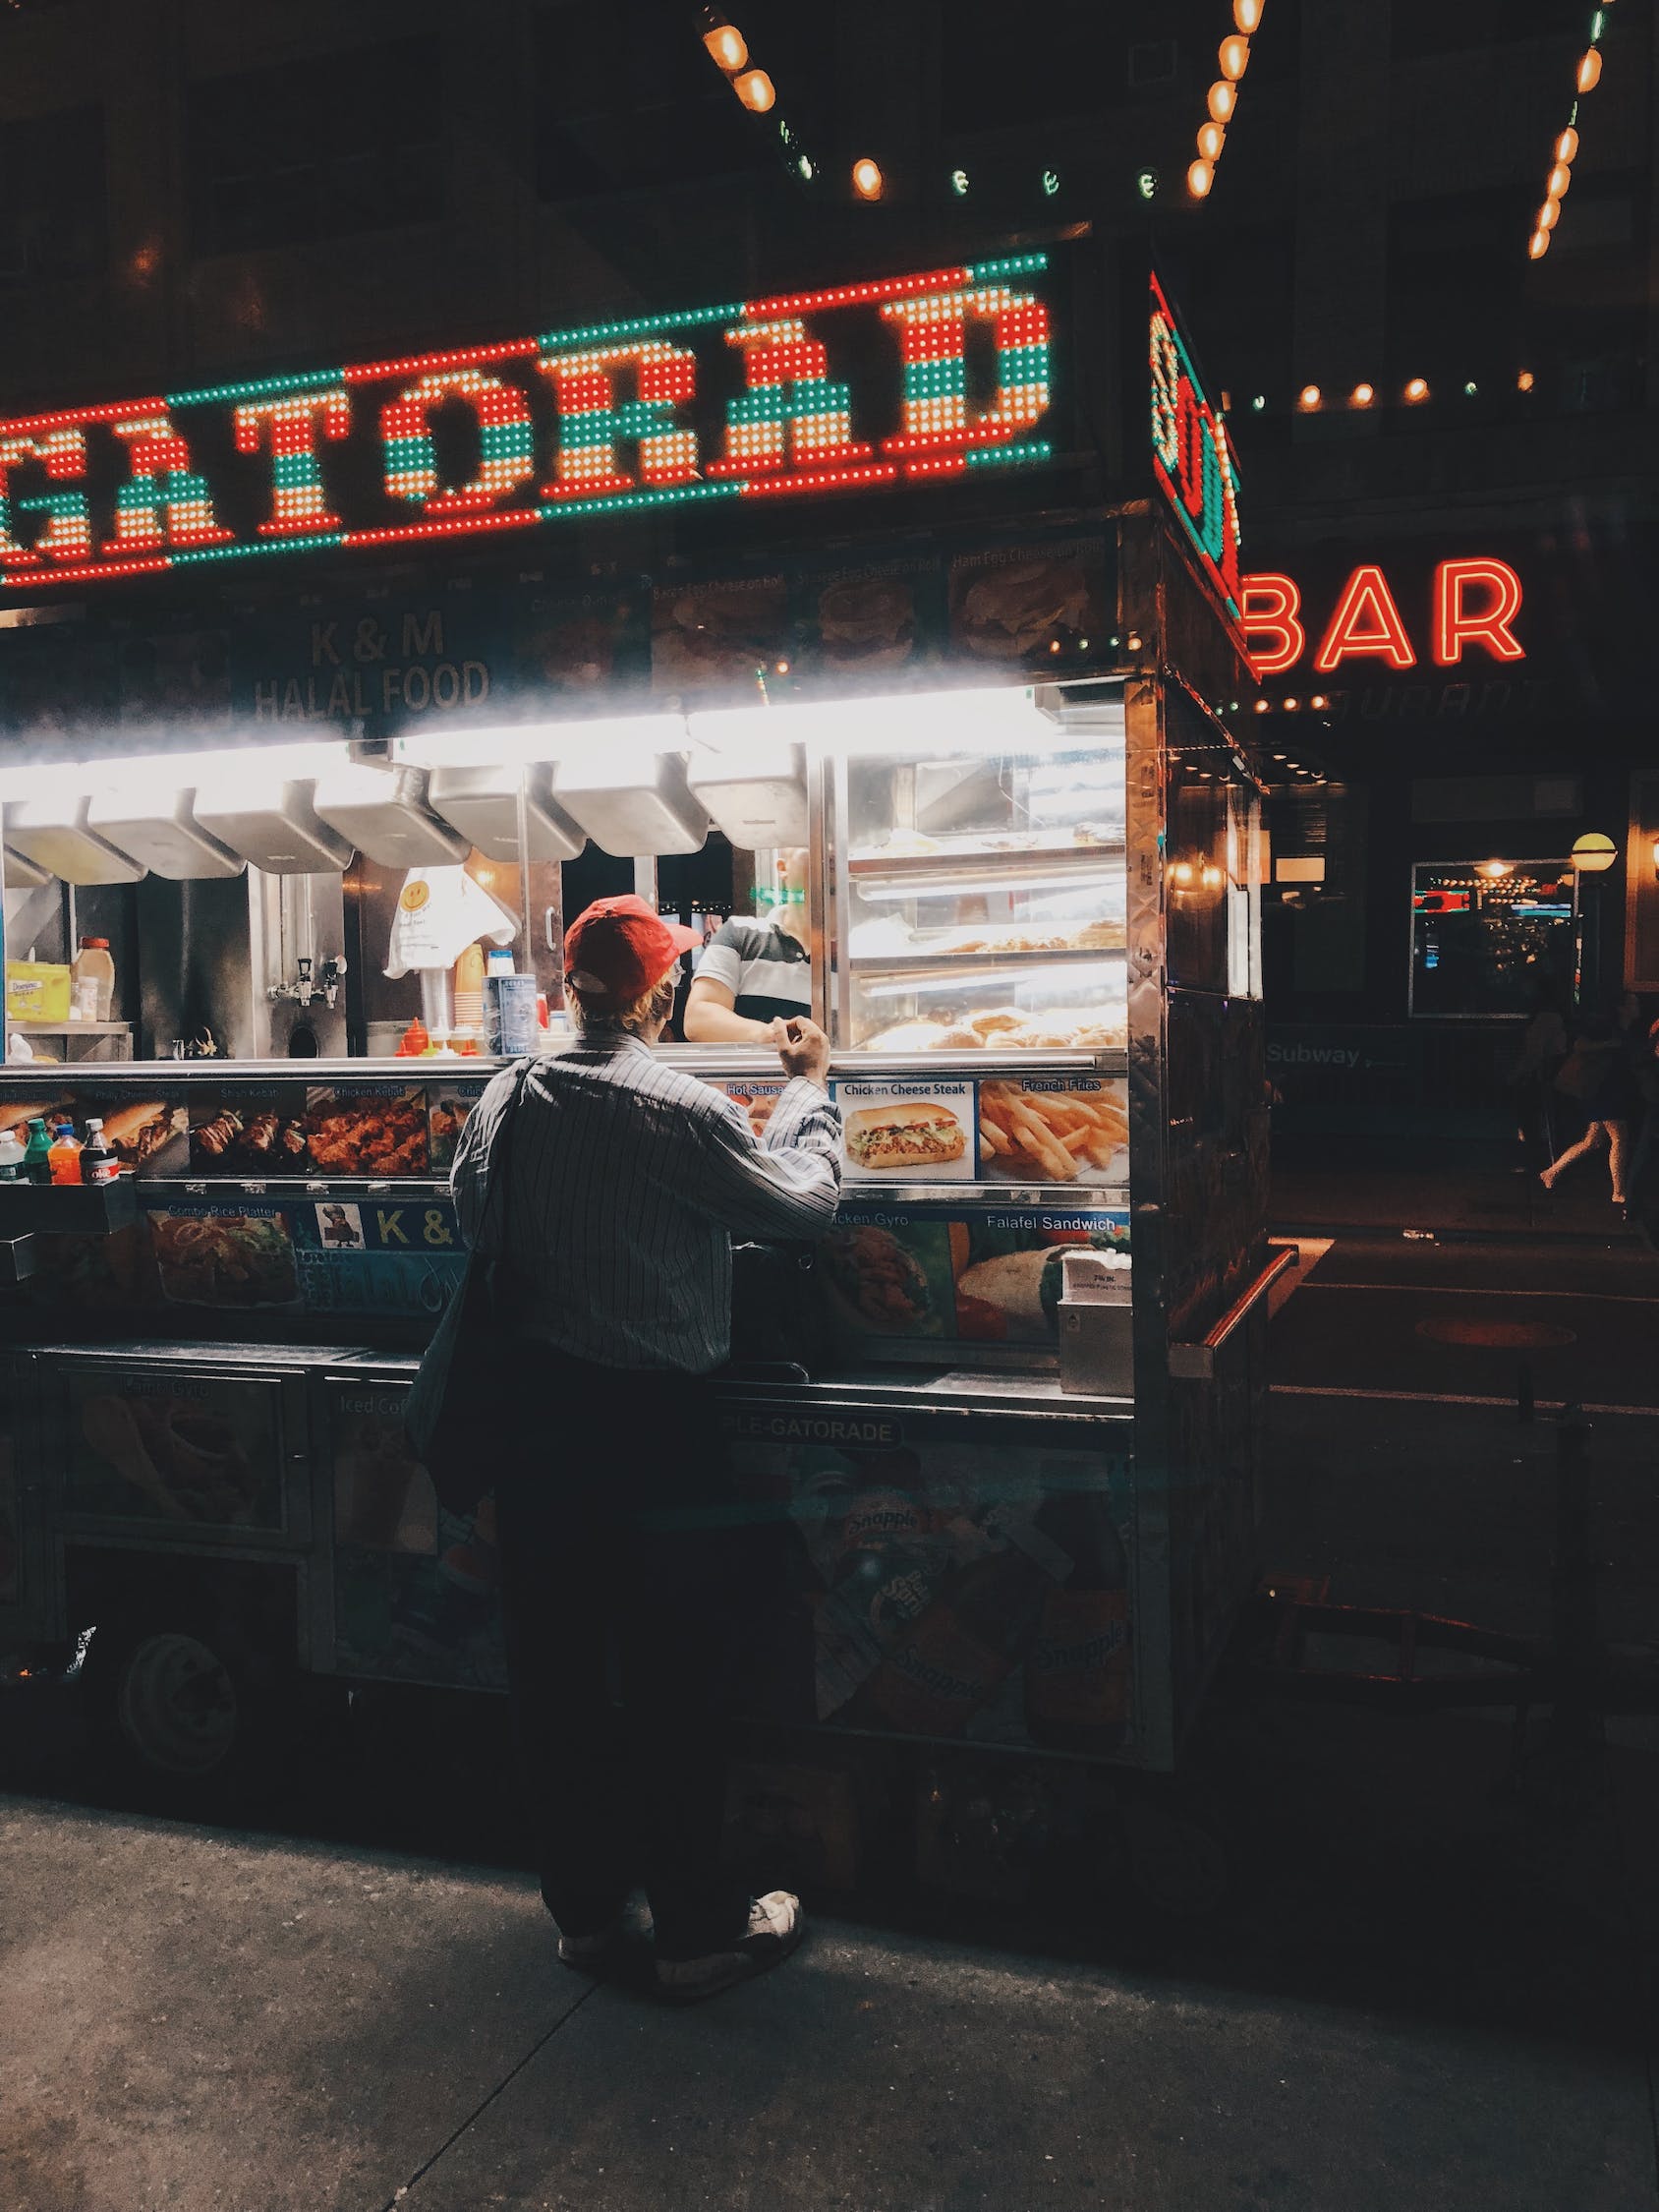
[1269,1218,1656,1253]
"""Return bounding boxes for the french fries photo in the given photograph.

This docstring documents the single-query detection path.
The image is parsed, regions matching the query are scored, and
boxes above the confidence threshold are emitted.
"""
[979,1081,1128,1185]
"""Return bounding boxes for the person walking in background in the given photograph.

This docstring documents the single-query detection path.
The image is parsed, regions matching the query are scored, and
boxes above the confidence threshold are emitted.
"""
[1621,1007,1659,1217]
[1510,979,1569,1167]
[1540,1003,1639,1210]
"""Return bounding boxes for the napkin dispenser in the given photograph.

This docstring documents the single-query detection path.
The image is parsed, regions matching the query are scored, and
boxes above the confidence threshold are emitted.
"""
[1057,1249,1132,1397]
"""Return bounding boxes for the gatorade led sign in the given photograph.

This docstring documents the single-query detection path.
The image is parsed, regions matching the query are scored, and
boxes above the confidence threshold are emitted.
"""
[1241,560,1525,675]
[0,254,1055,597]
[1149,269,1243,631]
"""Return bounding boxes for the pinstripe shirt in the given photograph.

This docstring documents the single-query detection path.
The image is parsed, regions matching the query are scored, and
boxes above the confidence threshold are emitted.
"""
[451,1032,842,1372]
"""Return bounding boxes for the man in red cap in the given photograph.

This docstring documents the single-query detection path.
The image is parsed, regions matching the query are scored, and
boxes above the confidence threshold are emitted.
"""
[452,894,840,2001]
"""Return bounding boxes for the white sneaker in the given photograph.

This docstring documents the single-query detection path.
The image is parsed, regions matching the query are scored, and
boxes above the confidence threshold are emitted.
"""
[655,1892,805,2003]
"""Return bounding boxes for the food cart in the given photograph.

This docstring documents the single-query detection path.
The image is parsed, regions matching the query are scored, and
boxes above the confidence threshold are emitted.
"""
[0,237,1272,1835]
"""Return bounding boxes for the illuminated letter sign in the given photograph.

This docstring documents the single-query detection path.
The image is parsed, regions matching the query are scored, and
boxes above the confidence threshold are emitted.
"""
[1313,564,1415,671]
[1433,557,1522,666]
[1237,573,1304,675]
[1242,557,1526,676]
[0,253,1056,598]
[1149,268,1243,627]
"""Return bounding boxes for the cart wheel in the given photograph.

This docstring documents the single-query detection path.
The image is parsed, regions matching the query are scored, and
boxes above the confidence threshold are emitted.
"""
[84,1613,285,1801]
[1122,1803,1232,1919]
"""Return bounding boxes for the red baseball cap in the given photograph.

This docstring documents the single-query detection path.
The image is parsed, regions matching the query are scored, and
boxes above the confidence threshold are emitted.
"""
[562,895,701,1012]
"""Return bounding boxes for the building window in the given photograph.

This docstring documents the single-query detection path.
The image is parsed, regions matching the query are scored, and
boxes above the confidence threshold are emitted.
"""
[1408,859,1575,1019]
[187,37,444,256]
[0,106,105,284]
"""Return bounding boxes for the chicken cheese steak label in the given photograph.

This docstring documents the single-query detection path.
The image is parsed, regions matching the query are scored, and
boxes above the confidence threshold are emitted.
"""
[833,1080,975,1184]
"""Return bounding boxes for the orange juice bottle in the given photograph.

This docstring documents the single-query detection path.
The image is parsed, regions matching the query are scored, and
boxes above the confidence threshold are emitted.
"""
[48,1122,84,1185]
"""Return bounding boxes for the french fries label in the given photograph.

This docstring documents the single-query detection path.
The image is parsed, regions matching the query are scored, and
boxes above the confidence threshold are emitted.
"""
[975,1077,1128,1191]
[833,1079,976,1184]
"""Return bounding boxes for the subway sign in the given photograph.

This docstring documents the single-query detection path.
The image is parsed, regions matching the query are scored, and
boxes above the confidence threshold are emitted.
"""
[1149,268,1243,631]
[0,254,1057,597]
[1241,559,1524,675]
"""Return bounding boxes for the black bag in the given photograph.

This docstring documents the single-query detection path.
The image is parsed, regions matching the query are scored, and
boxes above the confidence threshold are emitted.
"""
[404,1061,531,1515]
[729,1238,837,1376]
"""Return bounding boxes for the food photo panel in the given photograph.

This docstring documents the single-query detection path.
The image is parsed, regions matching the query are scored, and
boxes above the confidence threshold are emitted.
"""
[833,1078,976,1185]
[975,1077,1127,1188]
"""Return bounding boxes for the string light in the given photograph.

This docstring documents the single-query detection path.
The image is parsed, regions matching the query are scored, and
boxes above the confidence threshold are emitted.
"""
[734,69,774,112]
[851,156,885,201]
[1296,384,1321,411]
[1527,3,1614,260]
[1188,5,1261,198]
[1350,382,1374,407]
[698,10,747,71]
[1403,377,1429,402]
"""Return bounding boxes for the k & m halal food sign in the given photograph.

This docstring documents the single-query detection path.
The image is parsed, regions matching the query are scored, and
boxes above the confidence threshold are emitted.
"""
[0,255,1056,598]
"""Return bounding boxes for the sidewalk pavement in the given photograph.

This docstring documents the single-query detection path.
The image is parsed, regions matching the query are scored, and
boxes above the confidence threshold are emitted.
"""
[2,1791,1653,2212]
[1271,1148,1649,1244]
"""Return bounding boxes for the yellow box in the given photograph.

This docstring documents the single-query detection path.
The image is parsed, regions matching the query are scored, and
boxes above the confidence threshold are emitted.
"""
[6,961,73,1023]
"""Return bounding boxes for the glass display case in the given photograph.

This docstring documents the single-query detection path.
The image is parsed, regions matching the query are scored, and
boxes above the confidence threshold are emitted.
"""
[830,696,1128,1054]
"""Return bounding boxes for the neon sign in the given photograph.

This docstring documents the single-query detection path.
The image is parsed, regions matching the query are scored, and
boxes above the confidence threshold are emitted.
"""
[1241,558,1525,675]
[0,256,1055,597]
[1149,269,1243,628]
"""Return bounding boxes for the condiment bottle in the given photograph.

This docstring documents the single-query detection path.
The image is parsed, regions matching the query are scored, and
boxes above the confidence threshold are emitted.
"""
[48,1122,84,1185]
[396,1017,429,1058]
[23,1118,53,1185]
[73,937,115,1022]
[0,1129,25,1182]
[81,1118,120,1188]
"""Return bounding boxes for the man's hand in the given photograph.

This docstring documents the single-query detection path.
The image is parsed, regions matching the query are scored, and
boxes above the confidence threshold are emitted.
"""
[776,1016,831,1089]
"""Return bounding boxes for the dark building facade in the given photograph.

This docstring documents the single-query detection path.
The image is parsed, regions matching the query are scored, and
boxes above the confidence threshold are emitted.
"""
[2,0,1655,1117]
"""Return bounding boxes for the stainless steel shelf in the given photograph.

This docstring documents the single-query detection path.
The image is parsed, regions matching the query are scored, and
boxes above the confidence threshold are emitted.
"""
[846,945,1125,975]
[846,843,1125,882]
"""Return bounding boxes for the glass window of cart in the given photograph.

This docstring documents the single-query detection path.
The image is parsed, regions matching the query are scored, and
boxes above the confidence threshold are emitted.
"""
[1408,858,1575,1018]
[829,688,1126,1053]
[1166,757,1261,1000]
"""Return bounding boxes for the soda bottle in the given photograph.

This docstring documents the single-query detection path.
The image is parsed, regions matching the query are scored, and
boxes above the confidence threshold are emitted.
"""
[0,1128,25,1182]
[23,1118,54,1186]
[863,1534,1058,1739]
[1024,1483,1132,1753]
[48,1123,84,1185]
[81,1119,120,1188]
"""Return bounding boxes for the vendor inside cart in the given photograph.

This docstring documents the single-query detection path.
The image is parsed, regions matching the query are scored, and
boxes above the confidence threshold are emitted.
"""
[682,846,813,1045]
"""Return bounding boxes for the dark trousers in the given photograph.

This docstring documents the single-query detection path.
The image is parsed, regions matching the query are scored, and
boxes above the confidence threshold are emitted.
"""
[492,1352,752,1959]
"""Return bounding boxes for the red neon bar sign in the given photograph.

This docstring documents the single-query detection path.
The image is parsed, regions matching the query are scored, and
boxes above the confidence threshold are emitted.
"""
[1240,559,1525,675]
[0,256,1056,596]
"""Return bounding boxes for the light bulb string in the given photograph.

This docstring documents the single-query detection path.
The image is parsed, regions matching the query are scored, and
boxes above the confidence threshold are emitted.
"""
[1187,1,1264,201]
[1525,0,1615,261]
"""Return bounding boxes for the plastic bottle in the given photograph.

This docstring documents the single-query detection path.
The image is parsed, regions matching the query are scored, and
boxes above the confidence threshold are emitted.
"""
[23,1118,53,1185]
[395,1017,430,1058]
[0,1129,25,1182]
[73,937,115,1022]
[80,1118,120,1188]
[48,1122,84,1185]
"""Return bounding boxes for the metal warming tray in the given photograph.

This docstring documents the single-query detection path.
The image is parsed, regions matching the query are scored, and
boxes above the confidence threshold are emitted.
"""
[686,738,809,847]
[4,796,147,885]
[194,774,355,874]
[550,750,708,857]
[86,787,246,881]
[427,761,586,863]
[312,763,470,867]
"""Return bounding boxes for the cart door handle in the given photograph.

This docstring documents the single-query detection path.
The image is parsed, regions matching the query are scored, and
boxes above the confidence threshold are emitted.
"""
[1168,1245,1298,1381]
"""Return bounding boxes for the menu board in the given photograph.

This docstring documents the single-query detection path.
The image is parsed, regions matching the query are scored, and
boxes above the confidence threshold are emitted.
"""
[713,1075,1128,1194]
[64,1367,286,1530]
[822,1204,1130,1350]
